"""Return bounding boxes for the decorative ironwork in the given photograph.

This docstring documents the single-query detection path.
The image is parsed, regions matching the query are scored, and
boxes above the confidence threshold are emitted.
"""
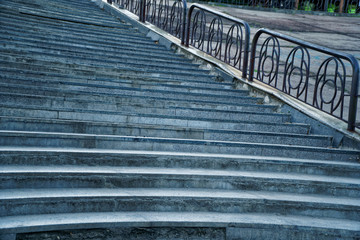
[224,24,244,69]
[189,9,206,51]
[186,4,250,78]
[249,28,359,131]
[106,0,359,130]
[207,16,223,59]
[313,57,346,118]
[169,0,186,40]
[256,36,280,87]
[283,46,310,102]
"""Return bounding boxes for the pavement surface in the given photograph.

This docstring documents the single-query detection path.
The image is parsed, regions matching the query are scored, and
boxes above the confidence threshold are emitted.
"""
[200,4,360,60]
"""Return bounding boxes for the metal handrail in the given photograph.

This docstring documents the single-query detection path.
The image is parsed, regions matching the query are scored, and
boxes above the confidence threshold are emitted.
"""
[143,0,187,44]
[185,4,250,78]
[105,0,359,131]
[249,28,359,131]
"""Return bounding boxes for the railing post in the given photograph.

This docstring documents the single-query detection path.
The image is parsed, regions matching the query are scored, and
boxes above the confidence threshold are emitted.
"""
[181,0,187,45]
[241,23,250,79]
[139,0,146,22]
[185,5,194,47]
[347,60,359,131]
[248,29,263,81]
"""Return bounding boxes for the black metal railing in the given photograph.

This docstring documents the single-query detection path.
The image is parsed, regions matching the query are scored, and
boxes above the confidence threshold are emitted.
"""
[143,0,187,44]
[111,0,187,43]
[185,4,250,78]
[249,28,359,131]
[105,0,359,131]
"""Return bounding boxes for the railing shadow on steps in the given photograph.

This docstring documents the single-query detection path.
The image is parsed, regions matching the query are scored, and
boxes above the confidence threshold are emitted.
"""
[106,0,359,132]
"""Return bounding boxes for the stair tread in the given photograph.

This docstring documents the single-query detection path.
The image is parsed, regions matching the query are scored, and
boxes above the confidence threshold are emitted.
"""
[1,188,359,206]
[0,116,327,139]
[1,130,342,152]
[1,147,358,168]
[2,165,359,185]
[1,211,359,232]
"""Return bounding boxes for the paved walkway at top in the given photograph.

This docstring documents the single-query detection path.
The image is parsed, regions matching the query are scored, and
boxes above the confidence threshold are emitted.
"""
[202,4,360,60]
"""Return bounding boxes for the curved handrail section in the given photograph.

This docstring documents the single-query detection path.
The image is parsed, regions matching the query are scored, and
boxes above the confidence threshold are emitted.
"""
[249,28,359,131]
[185,4,250,78]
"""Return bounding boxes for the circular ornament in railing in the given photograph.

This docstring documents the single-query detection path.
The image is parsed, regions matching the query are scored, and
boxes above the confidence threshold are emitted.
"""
[190,10,206,50]
[157,0,169,29]
[207,16,223,59]
[283,46,310,101]
[257,36,280,86]
[314,57,346,117]
[169,1,184,38]
[145,0,157,23]
[224,23,244,70]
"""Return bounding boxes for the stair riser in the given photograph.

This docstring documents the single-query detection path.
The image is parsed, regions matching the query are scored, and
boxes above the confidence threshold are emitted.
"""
[0,134,356,161]
[0,42,188,64]
[0,108,309,133]
[2,198,358,220]
[1,174,358,197]
[0,25,170,51]
[0,67,225,89]
[0,59,211,78]
[1,8,130,28]
[0,119,331,147]
[0,77,247,98]
[0,93,268,113]
[0,86,264,107]
[0,101,285,123]
[0,23,151,45]
[0,13,140,35]
[0,60,213,81]
[1,152,357,177]
[0,52,202,72]
[0,34,179,59]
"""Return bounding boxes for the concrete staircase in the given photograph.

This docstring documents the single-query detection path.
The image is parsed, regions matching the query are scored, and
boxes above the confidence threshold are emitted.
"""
[0,0,359,239]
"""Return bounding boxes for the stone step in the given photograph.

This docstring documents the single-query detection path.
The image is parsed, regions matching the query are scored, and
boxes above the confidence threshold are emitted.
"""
[0,99,293,125]
[0,82,257,106]
[0,32,178,58]
[0,47,202,72]
[0,49,207,76]
[0,5,128,28]
[0,131,358,161]
[0,106,310,134]
[0,39,188,65]
[0,12,144,39]
[0,68,234,91]
[0,24,170,55]
[0,90,267,113]
[0,20,161,47]
[0,92,278,118]
[0,117,332,147]
[0,70,238,97]
[1,188,359,220]
[1,165,359,196]
[1,2,124,21]
[0,59,212,82]
[1,149,358,178]
[0,212,358,239]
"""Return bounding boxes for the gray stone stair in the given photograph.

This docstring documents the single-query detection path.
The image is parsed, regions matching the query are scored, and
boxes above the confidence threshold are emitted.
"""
[0,0,359,239]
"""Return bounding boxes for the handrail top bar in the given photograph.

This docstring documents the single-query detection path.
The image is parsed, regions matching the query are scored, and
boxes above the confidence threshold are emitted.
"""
[255,28,360,70]
[188,3,250,30]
